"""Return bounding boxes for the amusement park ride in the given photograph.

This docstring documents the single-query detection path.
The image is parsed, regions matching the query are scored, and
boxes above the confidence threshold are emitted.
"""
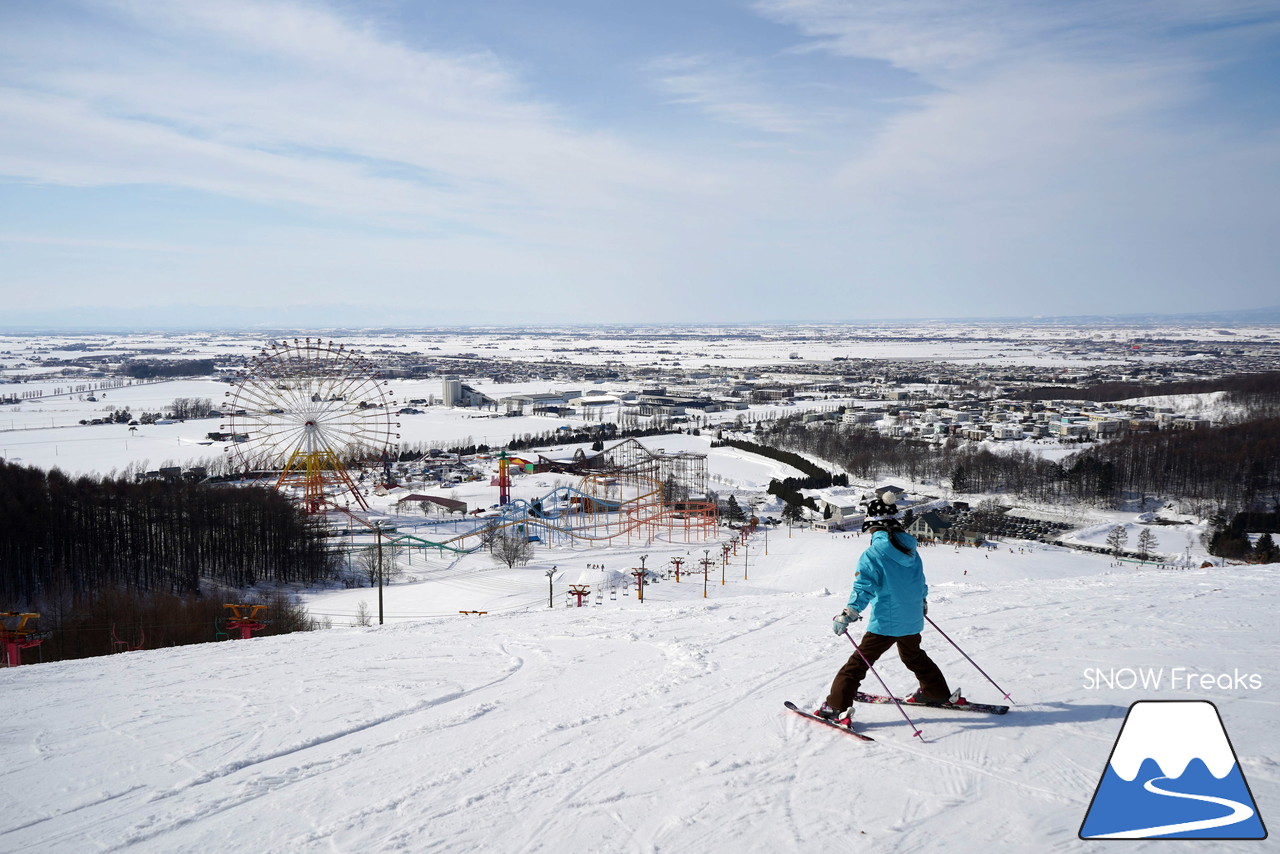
[0,612,47,667]
[223,339,400,515]
[5,341,731,663]
[221,339,721,555]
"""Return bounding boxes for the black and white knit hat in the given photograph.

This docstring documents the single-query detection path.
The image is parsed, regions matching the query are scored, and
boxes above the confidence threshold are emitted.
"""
[861,490,904,532]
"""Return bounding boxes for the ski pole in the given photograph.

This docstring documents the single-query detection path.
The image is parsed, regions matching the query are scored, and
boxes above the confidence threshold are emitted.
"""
[925,615,1013,703]
[842,629,923,740]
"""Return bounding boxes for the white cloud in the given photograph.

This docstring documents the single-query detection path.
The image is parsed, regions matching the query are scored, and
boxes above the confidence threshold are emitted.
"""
[0,0,1277,320]
[753,1,1280,223]
[0,0,715,237]
[650,54,817,135]
[755,1,1280,78]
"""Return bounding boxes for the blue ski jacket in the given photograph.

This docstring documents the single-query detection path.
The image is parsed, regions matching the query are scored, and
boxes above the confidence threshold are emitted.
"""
[847,529,928,637]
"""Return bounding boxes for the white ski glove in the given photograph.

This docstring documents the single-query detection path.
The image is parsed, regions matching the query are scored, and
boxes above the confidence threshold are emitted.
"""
[832,607,861,635]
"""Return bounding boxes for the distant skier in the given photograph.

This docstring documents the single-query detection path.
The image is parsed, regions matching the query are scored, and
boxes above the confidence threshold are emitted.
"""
[815,490,955,722]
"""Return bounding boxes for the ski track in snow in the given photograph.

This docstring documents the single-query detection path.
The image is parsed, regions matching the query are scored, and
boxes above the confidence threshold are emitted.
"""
[1,531,1276,853]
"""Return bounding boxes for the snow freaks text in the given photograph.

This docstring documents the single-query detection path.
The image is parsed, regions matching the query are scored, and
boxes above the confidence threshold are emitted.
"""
[1083,668,1263,691]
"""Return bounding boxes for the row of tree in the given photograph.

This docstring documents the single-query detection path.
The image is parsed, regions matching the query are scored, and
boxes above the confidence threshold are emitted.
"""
[169,397,216,420]
[1008,370,1280,416]
[1103,525,1158,560]
[31,588,317,663]
[710,437,846,521]
[123,359,215,379]
[757,415,1280,515]
[0,461,335,608]
[396,422,702,461]
[1202,511,1280,562]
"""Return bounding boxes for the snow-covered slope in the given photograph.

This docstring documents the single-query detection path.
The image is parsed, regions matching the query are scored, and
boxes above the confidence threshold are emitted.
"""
[2,534,1275,853]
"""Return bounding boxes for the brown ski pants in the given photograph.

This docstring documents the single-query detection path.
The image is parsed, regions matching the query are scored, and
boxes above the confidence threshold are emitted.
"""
[826,631,950,711]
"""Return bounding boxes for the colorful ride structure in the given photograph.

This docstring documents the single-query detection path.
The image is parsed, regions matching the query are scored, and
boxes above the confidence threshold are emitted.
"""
[218,340,716,554]
[223,339,399,514]
[223,604,268,640]
[383,438,719,553]
[1,612,47,667]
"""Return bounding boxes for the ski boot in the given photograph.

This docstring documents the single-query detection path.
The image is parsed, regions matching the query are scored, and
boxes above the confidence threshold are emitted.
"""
[814,703,852,726]
[906,687,964,705]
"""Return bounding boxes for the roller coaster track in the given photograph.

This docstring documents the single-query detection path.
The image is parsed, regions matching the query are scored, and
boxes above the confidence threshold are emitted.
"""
[350,438,720,554]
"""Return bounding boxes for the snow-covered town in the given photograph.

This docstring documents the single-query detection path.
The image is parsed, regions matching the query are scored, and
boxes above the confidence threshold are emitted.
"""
[1,324,1277,852]
[4,0,1280,850]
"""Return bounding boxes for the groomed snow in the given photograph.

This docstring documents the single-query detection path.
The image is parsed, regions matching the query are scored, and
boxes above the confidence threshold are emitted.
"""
[1,530,1275,853]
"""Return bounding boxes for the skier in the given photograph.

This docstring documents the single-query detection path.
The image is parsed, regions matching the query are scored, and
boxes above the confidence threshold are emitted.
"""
[815,490,955,722]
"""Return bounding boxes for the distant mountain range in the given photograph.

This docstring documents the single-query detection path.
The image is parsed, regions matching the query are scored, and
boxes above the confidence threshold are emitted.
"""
[978,304,1280,326]
[2,303,1278,332]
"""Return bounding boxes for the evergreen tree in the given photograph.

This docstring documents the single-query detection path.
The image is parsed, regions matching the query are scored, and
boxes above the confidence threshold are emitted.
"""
[726,494,745,522]
[1254,532,1277,564]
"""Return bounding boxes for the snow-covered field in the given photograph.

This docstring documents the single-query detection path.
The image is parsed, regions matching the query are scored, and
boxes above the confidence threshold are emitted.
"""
[0,372,847,478]
[2,528,1275,852]
[6,325,1269,377]
[3,329,1275,851]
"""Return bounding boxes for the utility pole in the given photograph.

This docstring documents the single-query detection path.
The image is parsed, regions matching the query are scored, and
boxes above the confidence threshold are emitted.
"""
[376,523,385,625]
[744,542,750,581]
[546,566,557,608]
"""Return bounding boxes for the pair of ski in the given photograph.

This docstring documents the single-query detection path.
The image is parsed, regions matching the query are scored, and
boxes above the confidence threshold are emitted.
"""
[786,692,1009,741]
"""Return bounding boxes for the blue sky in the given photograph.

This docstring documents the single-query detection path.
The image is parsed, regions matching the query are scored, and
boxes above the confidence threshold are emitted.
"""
[1,0,1279,327]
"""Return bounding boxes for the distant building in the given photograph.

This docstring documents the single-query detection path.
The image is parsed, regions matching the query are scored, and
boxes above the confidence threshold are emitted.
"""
[991,423,1024,440]
[442,377,462,407]
[442,376,494,408]
[812,492,863,529]
[906,510,953,541]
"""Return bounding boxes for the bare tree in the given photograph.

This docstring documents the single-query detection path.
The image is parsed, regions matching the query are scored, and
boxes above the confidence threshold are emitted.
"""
[969,498,1004,535]
[1136,528,1157,562]
[1106,525,1129,557]
[491,533,533,568]
[351,543,405,587]
[169,397,213,420]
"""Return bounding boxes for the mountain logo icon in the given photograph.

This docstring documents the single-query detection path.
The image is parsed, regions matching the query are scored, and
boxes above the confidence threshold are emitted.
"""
[1080,700,1267,839]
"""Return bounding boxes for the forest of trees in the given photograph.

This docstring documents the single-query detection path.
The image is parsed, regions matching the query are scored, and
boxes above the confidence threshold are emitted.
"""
[758,416,1280,516]
[1010,371,1280,417]
[0,461,335,608]
[398,421,692,460]
[711,437,841,516]
[122,358,216,379]
[711,437,839,485]
[1202,511,1280,561]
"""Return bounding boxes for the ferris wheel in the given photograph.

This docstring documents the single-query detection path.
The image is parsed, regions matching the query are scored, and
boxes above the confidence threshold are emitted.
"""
[223,338,399,513]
